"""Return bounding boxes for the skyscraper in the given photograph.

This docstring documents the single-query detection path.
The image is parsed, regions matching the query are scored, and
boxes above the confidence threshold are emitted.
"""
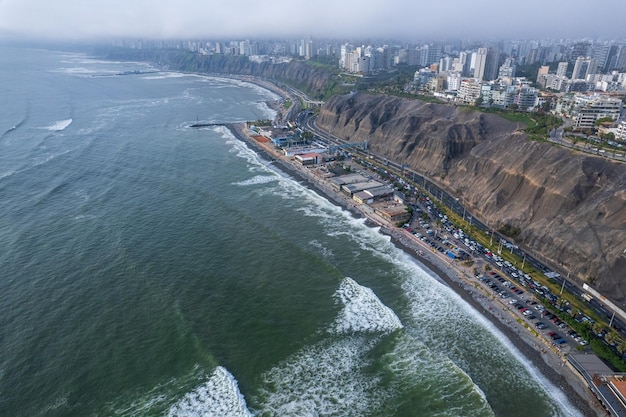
[556,62,568,78]
[473,48,487,80]
[484,48,501,81]
[572,56,597,80]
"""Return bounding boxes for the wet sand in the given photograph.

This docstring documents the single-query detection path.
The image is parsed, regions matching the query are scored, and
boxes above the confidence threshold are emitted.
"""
[226,119,605,417]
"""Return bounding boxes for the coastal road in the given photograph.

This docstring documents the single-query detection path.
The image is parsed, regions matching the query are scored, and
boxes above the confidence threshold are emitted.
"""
[299,112,626,338]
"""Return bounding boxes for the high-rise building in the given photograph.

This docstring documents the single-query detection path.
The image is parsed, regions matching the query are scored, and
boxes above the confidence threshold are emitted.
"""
[556,62,568,78]
[473,48,488,80]
[614,46,626,72]
[572,56,597,80]
[569,42,591,63]
[483,48,500,81]
[536,65,549,83]
[591,43,611,72]
[499,58,516,79]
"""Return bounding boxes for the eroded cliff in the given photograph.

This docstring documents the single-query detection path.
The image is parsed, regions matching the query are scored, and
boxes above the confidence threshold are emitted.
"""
[103,48,336,99]
[317,93,626,303]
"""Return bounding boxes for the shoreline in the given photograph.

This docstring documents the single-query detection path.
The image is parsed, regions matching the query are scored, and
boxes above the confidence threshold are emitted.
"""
[225,119,604,417]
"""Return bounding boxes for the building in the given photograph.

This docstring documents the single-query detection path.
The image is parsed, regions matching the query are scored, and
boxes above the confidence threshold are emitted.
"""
[473,48,487,80]
[446,72,462,91]
[295,153,321,166]
[414,68,437,88]
[329,173,368,192]
[536,65,550,83]
[483,47,501,81]
[372,204,411,224]
[353,186,394,204]
[571,94,623,130]
[341,181,384,198]
[499,58,516,79]
[556,61,569,78]
[616,120,626,143]
[457,78,483,105]
[572,56,597,80]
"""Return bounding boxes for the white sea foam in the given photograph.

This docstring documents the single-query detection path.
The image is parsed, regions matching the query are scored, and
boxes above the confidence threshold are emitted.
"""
[380,333,496,417]
[45,119,73,131]
[232,175,278,187]
[223,123,581,415]
[142,72,190,80]
[254,337,388,417]
[308,240,334,258]
[166,366,252,417]
[331,277,403,334]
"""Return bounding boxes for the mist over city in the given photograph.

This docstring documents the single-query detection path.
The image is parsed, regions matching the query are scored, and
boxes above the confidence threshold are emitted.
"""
[1,0,625,41]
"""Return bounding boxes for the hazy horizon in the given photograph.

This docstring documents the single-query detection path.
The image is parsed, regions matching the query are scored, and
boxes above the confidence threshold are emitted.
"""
[1,0,625,43]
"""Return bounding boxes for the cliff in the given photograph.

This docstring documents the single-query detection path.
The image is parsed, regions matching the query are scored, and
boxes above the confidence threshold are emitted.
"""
[317,93,626,303]
[102,48,336,99]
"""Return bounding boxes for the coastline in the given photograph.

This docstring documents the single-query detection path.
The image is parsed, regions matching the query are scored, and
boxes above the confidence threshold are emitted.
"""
[225,118,604,417]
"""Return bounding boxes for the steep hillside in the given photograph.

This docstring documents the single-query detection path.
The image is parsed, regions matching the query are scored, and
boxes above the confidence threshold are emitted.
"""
[317,93,626,303]
[102,48,336,99]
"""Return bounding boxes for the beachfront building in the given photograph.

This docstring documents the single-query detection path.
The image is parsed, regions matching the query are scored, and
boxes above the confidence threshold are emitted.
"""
[329,173,369,192]
[295,152,321,166]
[352,185,394,205]
[372,203,411,224]
[341,180,384,198]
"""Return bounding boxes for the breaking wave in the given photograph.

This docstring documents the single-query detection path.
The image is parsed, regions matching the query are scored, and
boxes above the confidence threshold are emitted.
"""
[331,277,403,334]
[232,175,278,187]
[166,366,252,417]
[45,119,73,131]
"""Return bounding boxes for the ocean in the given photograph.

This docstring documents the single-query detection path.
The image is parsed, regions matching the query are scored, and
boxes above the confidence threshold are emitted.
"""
[0,46,583,417]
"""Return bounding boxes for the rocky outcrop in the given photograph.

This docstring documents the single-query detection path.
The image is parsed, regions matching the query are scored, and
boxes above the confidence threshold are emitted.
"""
[317,93,626,303]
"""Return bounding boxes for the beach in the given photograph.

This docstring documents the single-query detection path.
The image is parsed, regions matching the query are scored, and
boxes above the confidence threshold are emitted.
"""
[226,108,606,416]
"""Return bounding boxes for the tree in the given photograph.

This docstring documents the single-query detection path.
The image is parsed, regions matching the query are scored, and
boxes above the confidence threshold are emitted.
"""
[508,103,519,111]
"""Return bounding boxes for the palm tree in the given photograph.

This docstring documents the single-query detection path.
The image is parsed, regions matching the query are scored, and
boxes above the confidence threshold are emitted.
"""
[592,322,605,337]
[605,331,620,346]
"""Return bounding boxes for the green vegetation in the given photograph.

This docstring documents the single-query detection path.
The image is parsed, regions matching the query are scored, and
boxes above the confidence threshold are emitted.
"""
[524,113,562,138]
[252,119,273,127]
[283,99,292,109]
[498,224,522,238]
[353,153,626,368]
[595,116,615,126]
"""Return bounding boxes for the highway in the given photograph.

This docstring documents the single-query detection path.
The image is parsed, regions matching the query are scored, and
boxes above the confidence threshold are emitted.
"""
[297,109,626,338]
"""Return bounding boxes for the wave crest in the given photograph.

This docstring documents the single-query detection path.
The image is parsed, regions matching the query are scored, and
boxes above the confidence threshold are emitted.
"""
[167,366,252,417]
[46,119,73,131]
[331,277,403,334]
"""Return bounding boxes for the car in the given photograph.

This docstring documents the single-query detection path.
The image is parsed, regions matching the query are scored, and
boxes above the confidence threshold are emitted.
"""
[547,332,557,337]
[535,322,548,330]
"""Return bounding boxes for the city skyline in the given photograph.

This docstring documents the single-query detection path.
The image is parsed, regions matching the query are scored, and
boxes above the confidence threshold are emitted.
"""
[1,0,625,42]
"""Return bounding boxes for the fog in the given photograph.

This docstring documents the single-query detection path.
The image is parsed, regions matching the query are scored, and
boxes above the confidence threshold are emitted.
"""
[0,0,624,41]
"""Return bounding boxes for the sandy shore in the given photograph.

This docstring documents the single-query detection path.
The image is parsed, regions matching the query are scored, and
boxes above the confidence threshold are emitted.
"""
[225,117,606,416]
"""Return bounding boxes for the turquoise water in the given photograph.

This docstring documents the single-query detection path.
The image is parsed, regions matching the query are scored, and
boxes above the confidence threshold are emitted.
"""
[0,47,582,417]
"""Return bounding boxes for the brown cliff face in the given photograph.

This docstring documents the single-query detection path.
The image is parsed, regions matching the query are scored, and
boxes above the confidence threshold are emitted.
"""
[317,93,626,303]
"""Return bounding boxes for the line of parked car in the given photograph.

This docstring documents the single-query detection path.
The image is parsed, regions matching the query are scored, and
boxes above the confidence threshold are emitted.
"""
[478,272,589,348]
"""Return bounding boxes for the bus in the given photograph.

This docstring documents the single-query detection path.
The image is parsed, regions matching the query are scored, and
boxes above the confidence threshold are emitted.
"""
[581,293,593,302]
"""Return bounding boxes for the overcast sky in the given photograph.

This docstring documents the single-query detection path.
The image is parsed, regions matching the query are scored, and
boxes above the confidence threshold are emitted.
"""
[0,0,624,42]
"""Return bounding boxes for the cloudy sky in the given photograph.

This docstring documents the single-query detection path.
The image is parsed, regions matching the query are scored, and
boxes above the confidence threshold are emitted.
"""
[0,0,624,41]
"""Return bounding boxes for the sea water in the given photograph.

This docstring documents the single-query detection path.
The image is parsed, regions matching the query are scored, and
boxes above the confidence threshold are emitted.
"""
[0,46,583,417]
